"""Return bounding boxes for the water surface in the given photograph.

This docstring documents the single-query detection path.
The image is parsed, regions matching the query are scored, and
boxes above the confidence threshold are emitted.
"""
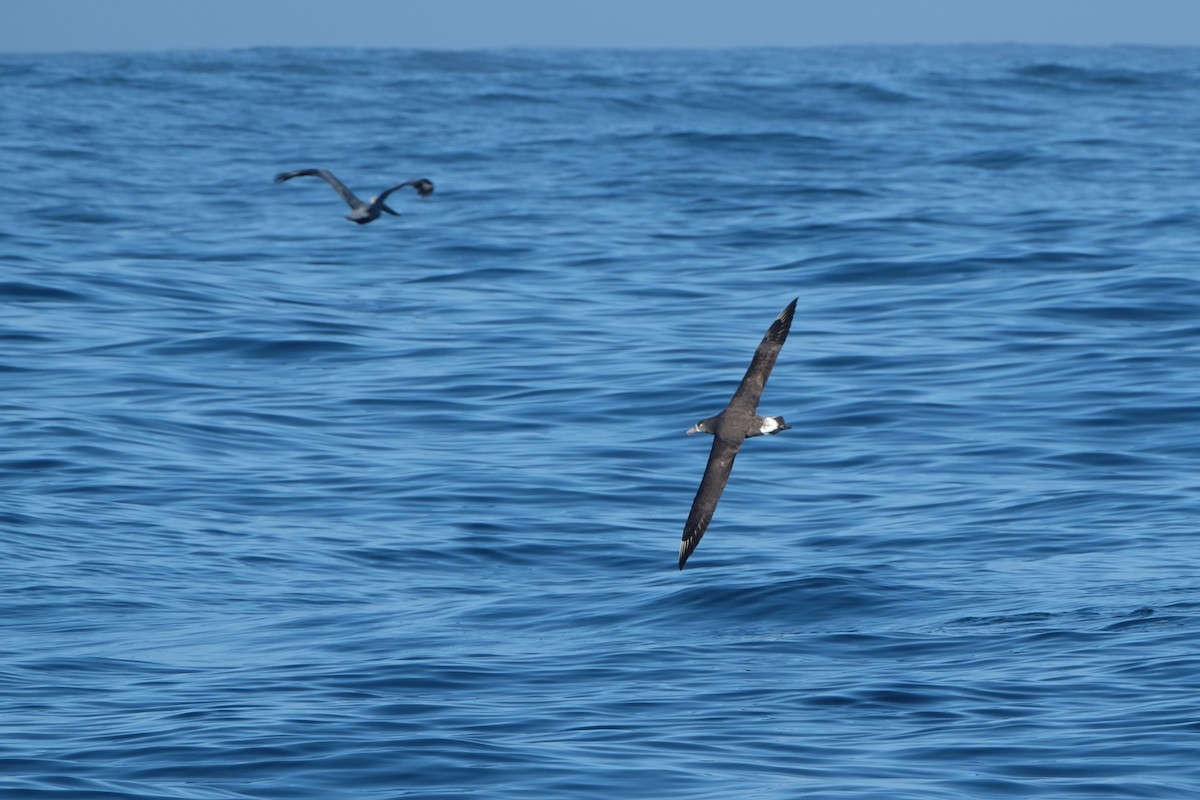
[2,45,1200,799]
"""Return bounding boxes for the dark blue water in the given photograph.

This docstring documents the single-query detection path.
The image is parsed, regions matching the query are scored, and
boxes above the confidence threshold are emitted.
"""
[3,45,1200,799]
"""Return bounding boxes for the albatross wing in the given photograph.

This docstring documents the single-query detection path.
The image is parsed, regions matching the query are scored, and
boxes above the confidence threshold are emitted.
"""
[372,178,436,213]
[728,297,798,414]
[274,168,364,209]
[679,437,741,569]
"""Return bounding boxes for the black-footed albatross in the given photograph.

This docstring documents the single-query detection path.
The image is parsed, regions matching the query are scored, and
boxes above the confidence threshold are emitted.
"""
[274,169,434,224]
[679,297,797,569]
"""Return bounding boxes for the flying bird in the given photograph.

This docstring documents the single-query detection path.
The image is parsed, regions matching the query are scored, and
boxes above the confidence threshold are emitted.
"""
[274,169,434,224]
[678,298,798,570]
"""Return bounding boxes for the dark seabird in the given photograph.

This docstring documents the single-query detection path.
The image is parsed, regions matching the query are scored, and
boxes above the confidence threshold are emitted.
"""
[678,298,797,570]
[274,169,434,224]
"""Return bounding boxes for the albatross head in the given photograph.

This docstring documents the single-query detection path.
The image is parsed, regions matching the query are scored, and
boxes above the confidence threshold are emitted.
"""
[686,416,719,436]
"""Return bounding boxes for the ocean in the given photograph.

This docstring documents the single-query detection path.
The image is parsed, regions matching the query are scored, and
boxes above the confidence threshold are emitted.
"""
[2,45,1199,799]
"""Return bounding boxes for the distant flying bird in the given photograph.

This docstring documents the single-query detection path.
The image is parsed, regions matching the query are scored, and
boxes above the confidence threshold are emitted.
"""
[678,298,798,570]
[274,169,434,224]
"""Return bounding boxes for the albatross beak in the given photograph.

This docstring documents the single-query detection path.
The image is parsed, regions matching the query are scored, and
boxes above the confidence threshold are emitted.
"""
[685,425,700,436]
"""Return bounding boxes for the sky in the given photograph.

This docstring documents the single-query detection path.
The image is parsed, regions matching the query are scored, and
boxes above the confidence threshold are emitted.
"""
[2,0,1199,53]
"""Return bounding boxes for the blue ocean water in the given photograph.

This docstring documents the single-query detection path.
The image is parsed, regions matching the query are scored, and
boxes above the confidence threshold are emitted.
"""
[2,44,1200,799]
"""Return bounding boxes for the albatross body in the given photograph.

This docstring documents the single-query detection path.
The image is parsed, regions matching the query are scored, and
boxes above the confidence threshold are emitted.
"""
[274,169,434,224]
[679,298,797,569]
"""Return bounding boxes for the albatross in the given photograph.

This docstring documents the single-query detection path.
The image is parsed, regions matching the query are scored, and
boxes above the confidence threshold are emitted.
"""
[678,298,797,569]
[274,169,434,224]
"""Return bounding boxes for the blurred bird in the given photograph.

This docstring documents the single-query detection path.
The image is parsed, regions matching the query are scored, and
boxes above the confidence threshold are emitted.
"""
[274,168,433,224]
